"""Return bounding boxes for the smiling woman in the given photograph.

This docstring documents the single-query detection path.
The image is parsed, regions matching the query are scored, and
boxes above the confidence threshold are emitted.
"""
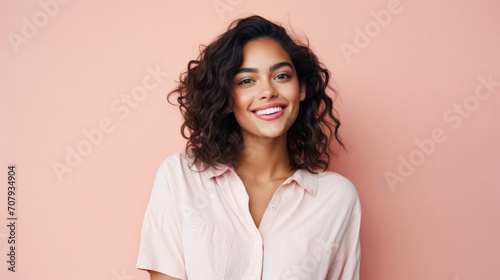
[231,38,305,145]
[136,15,361,280]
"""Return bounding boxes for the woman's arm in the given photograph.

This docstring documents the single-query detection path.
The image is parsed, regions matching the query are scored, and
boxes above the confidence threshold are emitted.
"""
[327,203,361,280]
[137,159,186,279]
[149,270,182,280]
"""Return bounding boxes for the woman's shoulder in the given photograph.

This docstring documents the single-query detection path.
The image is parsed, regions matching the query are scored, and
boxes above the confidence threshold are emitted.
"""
[158,152,197,171]
[314,170,360,204]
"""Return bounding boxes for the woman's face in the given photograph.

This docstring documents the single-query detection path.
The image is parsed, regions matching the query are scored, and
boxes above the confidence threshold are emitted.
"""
[231,37,305,143]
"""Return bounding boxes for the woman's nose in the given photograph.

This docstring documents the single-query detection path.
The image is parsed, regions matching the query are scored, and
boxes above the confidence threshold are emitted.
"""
[258,79,277,100]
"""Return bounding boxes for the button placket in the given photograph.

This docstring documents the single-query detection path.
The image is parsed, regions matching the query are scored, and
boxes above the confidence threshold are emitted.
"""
[247,234,264,280]
[258,187,282,239]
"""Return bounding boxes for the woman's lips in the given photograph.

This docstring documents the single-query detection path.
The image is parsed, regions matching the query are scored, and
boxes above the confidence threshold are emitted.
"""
[252,106,286,121]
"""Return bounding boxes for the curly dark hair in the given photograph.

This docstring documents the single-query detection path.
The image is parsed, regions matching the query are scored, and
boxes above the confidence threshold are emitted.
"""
[168,15,344,172]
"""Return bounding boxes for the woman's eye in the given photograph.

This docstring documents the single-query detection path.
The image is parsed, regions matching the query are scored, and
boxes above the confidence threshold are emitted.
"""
[238,79,253,85]
[275,73,290,80]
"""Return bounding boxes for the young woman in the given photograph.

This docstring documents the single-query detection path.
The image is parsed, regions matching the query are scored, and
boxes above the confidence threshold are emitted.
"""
[137,15,361,280]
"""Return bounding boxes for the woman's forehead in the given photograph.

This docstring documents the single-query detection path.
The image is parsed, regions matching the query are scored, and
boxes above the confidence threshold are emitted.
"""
[239,38,294,70]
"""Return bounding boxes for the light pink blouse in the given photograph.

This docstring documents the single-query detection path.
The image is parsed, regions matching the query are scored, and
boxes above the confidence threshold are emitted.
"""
[137,153,361,279]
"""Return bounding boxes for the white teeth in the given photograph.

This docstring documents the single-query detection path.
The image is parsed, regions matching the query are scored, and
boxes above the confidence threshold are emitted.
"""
[255,107,284,115]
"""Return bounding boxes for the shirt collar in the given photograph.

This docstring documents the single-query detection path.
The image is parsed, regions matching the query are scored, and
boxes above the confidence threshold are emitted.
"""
[285,168,318,196]
[202,162,234,179]
[203,163,318,197]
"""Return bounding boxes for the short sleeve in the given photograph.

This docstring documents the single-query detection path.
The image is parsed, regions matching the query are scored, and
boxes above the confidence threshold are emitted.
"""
[136,161,186,279]
[328,198,361,280]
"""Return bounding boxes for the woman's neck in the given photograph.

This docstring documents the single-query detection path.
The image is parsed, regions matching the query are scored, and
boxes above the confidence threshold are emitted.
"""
[235,134,294,183]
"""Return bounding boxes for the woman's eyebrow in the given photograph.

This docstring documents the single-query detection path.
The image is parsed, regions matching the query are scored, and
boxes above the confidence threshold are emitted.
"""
[270,62,293,71]
[235,62,293,75]
[235,67,257,75]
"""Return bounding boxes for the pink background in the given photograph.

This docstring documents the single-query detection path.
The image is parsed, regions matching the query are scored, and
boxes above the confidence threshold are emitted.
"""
[1,0,499,279]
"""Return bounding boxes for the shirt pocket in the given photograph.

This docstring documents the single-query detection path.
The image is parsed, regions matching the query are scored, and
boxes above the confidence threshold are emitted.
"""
[183,217,234,280]
[280,234,338,280]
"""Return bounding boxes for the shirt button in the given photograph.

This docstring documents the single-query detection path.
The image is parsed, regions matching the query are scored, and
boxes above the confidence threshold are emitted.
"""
[190,225,197,231]
[256,240,262,246]
[270,204,277,211]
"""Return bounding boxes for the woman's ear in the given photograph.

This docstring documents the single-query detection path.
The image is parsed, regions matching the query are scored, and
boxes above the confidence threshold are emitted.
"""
[300,82,306,101]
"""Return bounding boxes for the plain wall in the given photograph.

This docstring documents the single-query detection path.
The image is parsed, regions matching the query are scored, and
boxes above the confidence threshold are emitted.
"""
[1,0,499,279]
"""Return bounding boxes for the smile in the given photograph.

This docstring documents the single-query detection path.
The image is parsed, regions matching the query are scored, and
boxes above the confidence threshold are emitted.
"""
[252,105,286,121]
[254,106,284,115]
